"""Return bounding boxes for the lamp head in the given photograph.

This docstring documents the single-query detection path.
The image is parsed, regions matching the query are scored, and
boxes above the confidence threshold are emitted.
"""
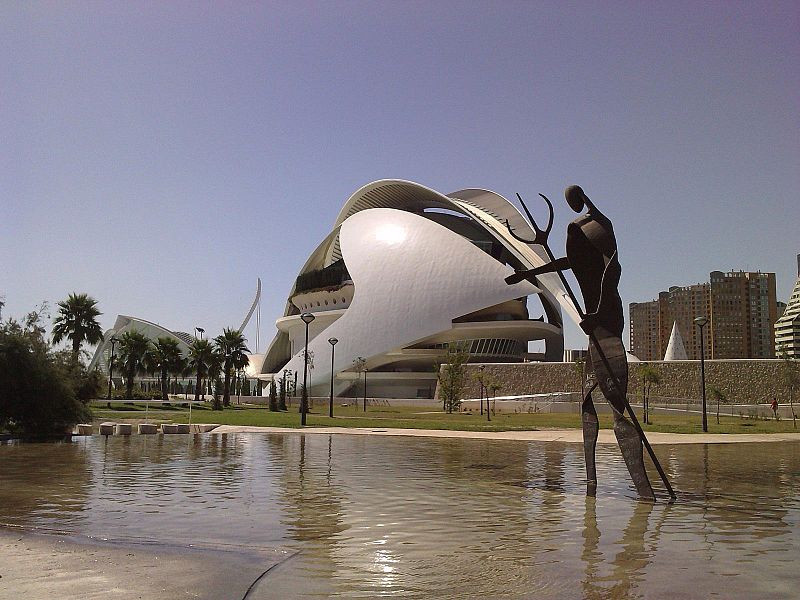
[693,316,708,328]
[328,337,338,345]
[300,312,315,324]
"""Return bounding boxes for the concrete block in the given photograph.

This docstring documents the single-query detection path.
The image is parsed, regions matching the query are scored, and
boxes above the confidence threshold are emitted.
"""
[175,424,190,434]
[189,424,220,433]
[74,424,93,436]
[115,424,132,436]
[99,422,116,435]
[161,424,179,434]
[138,423,158,435]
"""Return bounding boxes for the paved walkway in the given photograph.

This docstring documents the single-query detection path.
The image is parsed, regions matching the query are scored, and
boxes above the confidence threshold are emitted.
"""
[210,425,800,445]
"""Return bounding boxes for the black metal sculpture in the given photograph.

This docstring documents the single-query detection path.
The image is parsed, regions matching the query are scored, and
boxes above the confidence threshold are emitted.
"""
[505,185,675,501]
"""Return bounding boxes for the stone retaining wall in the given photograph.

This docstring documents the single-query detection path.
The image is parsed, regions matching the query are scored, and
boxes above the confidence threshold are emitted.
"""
[450,360,795,405]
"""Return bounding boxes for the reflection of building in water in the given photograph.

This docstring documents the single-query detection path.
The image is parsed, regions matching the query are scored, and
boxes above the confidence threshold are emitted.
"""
[262,435,568,597]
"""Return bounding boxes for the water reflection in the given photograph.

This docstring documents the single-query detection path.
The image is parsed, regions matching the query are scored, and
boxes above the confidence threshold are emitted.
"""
[581,497,667,600]
[1,436,799,598]
[0,438,91,530]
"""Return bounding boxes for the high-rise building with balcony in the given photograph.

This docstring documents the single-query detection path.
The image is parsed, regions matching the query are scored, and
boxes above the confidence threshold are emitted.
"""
[775,255,800,358]
[630,270,777,360]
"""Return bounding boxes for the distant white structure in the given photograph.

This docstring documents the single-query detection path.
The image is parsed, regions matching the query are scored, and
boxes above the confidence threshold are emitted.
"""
[663,321,688,361]
[88,315,194,375]
[261,179,584,398]
[89,280,264,377]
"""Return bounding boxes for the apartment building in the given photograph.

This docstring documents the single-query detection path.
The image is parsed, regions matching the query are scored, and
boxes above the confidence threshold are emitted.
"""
[630,270,777,360]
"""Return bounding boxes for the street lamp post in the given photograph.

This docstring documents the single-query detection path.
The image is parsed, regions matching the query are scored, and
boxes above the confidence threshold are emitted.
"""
[694,316,709,433]
[236,368,242,404]
[223,351,232,408]
[300,312,315,426]
[479,365,485,416]
[328,337,338,418]
[107,336,118,406]
[282,368,291,409]
[363,368,368,412]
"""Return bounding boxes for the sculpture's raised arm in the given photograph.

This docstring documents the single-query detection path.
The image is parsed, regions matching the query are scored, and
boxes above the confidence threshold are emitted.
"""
[505,257,571,285]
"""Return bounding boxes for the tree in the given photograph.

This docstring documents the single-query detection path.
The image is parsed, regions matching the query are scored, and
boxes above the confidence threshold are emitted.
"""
[352,356,367,411]
[709,386,726,425]
[278,377,288,411]
[436,342,470,414]
[146,337,186,401]
[208,351,224,410]
[189,339,216,406]
[571,357,585,395]
[780,354,799,429]
[117,330,151,399]
[1,308,95,435]
[268,380,278,412]
[639,364,661,425]
[214,328,250,408]
[488,377,503,415]
[51,293,103,363]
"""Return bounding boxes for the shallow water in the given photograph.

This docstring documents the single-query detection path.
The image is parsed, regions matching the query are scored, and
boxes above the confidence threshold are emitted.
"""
[1,434,798,598]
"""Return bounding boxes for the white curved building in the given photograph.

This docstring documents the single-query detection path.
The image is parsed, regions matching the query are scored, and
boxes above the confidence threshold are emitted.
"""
[88,315,195,375]
[261,180,580,398]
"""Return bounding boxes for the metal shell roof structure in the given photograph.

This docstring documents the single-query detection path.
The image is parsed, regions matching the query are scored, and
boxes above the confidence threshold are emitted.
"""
[261,179,580,398]
[88,315,193,375]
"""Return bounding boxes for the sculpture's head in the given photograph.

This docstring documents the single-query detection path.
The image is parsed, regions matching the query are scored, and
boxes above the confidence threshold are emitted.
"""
[565,185,587,213]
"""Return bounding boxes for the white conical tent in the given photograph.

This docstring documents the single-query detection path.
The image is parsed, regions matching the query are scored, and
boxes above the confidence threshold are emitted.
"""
[663,321,688,361]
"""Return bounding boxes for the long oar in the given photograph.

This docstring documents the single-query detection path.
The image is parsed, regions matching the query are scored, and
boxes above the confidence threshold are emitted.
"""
[509,193,676,500]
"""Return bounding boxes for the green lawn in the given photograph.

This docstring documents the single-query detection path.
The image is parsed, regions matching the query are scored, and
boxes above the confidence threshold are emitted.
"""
[90,402,800,435]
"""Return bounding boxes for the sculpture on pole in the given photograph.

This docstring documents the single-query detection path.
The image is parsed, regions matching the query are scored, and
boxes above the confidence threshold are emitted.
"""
[505,185,674,501]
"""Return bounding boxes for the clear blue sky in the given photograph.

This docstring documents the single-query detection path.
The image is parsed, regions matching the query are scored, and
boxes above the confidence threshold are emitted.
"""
[2,1,798,353]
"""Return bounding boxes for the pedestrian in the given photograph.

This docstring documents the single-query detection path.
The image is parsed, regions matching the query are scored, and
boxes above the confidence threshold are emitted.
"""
[771,397,779,420]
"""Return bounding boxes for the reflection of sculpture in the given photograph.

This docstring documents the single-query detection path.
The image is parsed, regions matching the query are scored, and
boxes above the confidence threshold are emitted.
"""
[582,496,658,598]
[506,186,674,501]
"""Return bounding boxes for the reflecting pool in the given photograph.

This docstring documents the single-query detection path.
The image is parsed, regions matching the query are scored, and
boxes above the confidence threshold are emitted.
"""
[1,434,798,598]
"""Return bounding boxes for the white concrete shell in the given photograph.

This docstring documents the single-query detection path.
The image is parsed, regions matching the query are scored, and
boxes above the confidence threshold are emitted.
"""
[663,321,689,361]
[261,180,580,398]
[88,315,192,375]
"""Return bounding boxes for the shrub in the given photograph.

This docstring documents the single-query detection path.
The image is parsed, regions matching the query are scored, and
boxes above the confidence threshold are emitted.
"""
[0,314,92,435]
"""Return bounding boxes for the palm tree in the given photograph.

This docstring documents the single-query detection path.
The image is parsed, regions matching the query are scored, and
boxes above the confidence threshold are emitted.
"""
[52,293,103,363]
[117,330,152,399]
[208,350,224,409]
[146,337,186,401]
[214,328,250,408]
[189,339,216,406]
